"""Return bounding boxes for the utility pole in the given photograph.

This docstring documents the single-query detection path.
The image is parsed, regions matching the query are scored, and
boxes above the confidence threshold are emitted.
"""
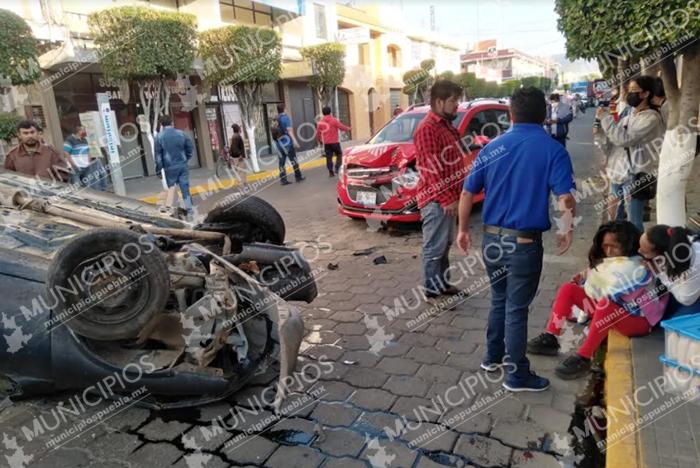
[429,5,435,31]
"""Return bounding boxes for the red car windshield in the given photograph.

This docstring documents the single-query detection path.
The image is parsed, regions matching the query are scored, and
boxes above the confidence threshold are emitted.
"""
[369,112,466,144]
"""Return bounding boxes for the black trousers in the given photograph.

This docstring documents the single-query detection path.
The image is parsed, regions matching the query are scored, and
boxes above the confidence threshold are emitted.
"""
[324,143,343,172]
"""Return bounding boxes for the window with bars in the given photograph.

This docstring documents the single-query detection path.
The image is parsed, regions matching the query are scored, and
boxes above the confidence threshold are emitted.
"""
[219,0,273,27]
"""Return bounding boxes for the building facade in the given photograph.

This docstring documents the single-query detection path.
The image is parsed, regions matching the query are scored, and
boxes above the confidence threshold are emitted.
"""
[461,43,559,85]
[4,0,462,182]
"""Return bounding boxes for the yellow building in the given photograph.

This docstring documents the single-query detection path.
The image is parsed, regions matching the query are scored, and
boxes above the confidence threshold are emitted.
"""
[3,0,462,177]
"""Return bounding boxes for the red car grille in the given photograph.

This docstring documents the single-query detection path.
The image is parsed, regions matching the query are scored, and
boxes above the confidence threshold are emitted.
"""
[347,184,394,205]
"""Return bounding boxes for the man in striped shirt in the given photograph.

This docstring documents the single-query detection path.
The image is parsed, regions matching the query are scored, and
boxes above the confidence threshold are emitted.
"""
[64,126,108,191]
[414,80,466,298]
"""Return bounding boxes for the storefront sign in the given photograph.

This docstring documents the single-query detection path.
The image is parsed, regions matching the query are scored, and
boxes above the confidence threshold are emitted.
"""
[336,27,370,44]
[97,93,126,195]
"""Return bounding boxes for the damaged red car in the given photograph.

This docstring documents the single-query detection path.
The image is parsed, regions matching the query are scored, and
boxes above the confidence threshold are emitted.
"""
[337,100,511,222]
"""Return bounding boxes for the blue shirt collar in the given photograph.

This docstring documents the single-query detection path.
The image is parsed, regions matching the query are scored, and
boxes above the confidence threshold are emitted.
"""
[511,123,545,131]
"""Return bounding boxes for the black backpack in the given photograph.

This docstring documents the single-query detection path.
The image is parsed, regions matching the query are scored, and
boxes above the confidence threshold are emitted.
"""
[270,122,283,141]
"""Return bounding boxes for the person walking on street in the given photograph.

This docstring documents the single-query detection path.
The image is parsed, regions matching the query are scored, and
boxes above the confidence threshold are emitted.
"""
[393,105,404,117]
[64,126,108,191]
[546,93,573,147]
[274,104,304,186]
[155,115,195,216]
[228,124,248,187]
[317,106,351,177]
[414,80,466,298]
[457,87,577,392]
[4,120,68,181]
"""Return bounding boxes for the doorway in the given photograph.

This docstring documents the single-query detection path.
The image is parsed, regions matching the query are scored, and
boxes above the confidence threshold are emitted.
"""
[287,81,317,152]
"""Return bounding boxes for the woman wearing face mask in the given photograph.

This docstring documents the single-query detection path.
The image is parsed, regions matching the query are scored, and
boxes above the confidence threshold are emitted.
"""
[597,76,664,232]
[638,225,700,318]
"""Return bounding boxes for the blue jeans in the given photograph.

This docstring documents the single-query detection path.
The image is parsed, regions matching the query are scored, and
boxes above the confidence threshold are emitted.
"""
[420,202,455,293]
[482,232,543,382]
[276,142,302,182]
[610,182,626,220]
[611,180,644,231]
[71,159,108,191]
[164,165,193,214]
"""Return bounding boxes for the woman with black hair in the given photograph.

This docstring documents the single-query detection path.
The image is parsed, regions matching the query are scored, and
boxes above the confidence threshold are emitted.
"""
[639,225,700,317]
[528,221,669,379]
[597,75,664,232]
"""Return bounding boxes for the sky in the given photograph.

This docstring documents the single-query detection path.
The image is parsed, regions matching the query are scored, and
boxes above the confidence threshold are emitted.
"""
[356,0,569,57]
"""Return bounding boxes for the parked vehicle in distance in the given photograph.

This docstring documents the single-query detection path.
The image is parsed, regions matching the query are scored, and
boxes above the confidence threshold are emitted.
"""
[337,100,511,223]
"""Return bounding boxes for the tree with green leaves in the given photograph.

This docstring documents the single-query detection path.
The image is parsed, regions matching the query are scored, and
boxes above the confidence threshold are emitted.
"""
[500,79,521,97]
[0,112,20,143]
[0,9,40,91]
[453,72,477,99]
[88,6,197,138]
[199,24,282,172]
[300,43,345,110]
[402,59,436,103]
[556,0,700,225]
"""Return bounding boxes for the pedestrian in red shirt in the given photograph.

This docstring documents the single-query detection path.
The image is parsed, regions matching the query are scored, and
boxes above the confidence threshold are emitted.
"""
[414,80,466,298]
[316,106,351,177]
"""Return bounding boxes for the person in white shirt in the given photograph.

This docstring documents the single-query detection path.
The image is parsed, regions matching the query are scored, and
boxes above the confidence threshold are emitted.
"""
[639,225,700,317]
[597,76,664,232]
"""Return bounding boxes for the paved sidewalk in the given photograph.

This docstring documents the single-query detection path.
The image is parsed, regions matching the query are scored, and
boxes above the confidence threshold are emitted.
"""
[124,139,365,202]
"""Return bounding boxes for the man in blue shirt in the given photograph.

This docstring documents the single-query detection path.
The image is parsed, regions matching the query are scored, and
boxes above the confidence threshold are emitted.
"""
[457,87,576,392]
[155,115,194,216]
[275,104,304,185]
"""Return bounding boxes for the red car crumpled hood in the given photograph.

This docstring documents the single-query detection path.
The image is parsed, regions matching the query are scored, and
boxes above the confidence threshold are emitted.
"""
[344,143,416,169]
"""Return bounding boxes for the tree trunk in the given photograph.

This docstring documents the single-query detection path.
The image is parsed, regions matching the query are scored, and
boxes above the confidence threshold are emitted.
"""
[656,45,700,226]
[236,83,261,172]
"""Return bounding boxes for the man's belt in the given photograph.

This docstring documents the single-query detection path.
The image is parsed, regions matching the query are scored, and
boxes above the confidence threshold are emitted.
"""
[483,224,542,240]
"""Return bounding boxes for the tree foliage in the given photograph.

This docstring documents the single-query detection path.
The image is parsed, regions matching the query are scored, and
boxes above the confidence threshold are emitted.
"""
[0,112,20,142]
[402,59,436,103]
[300,42,346,107]
[0,9,40,86]
[89,6,197,135]
[88,6,197,81]
[199,24,282,171]
[556,0,700,226]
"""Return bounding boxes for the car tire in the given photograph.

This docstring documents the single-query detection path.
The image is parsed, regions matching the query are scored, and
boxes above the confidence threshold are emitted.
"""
[203,195,286,245]
[47,228,170,341]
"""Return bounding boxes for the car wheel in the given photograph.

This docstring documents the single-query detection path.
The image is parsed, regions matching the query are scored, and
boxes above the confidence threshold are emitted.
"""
[203,195,286,245]
[47,228,170,341]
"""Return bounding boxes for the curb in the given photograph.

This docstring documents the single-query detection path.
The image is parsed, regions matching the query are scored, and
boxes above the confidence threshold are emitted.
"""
[604,330,643,468]
[141,155,328,204]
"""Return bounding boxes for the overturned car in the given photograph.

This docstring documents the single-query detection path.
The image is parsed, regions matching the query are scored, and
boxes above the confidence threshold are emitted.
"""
[0,169,317,409]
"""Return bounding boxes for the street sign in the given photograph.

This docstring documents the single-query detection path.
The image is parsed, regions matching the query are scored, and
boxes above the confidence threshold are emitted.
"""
[96,93,126,196]
[336,27,370,44]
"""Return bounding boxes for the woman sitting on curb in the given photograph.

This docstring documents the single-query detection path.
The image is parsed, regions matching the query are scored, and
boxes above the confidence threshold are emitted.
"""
[527,221,669,379]
[639,225,700,318]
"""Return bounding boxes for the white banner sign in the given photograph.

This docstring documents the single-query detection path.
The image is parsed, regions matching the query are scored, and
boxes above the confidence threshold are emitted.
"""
[336,27,370,44]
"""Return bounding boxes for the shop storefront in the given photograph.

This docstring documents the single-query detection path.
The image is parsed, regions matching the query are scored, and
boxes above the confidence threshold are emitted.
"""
[52,72,202,179]
[206,82,282,160]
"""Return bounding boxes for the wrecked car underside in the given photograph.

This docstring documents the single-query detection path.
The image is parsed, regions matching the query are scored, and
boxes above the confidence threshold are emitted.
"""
[0,170,315,409]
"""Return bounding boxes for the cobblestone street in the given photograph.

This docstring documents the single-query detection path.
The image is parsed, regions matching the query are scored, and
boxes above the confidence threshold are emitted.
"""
[1,114,604,467]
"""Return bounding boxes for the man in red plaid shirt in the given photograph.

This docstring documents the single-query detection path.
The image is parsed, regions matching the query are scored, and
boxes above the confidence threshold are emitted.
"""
[414,80,466,298]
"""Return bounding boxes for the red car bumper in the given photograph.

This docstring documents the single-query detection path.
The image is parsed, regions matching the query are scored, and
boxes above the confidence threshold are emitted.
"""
[336,176,422,222]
